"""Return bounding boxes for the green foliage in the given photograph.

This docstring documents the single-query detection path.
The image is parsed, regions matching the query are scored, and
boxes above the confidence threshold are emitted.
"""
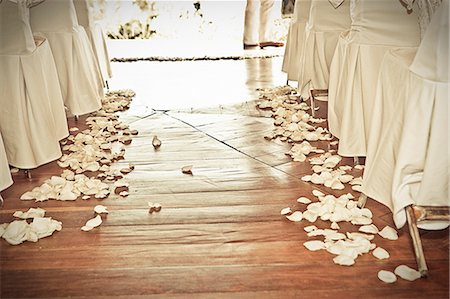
[107,17,157,39]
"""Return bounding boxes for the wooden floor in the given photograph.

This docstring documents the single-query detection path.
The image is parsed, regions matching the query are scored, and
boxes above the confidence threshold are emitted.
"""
[1,58,448,299]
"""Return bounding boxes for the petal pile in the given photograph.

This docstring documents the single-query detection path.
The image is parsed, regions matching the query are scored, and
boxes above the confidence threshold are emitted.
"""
[20,90,137,202]
[1,208,62,245]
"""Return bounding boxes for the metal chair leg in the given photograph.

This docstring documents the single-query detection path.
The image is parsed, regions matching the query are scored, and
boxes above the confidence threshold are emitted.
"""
[353,157,360,166]
[406,205,429,278]
[0,194,3,208]
[357,193,368,208]
[106,80,110,91]
[25,170,32,180]
[74,115,79,122]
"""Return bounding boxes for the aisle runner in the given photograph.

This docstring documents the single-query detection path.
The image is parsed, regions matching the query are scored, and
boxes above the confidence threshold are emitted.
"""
[256,86,421,283]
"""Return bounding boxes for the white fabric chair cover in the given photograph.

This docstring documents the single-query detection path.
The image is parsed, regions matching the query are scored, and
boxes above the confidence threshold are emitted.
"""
[73,0,112,83]
[30,0,103,116]
[327,0,420,157]
[361,0,448,230]
[392,0,448,230]
[0,0,68,169]
[0,132,13,192]
[297,0,351,98]
[281,0,311,81]
[361,48,416,215]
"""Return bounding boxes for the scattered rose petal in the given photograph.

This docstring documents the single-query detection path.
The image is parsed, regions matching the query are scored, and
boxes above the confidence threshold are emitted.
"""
[297,197,312,204]
[181,165,193,174]
[378,270,397,283]
[373,247,390,260]
[280,207,292,215]
[286,211,303,222]
[378,226,398,240]
[94,205,109,214]
[304,240,326,251]
[394,265,421,281]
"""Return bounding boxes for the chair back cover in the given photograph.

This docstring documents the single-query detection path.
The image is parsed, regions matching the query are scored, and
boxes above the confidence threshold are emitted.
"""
[73,0,95,28]
[349,0,420,46]
[307,0,350,32]
[292,0,311,23]
[0,0,36,54]
[30,0,78,32]
[409,0,448,82]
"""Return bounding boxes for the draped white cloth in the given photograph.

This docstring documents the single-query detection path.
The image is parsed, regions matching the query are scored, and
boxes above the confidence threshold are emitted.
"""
[0,132,13,192]
[361,0,448,230]
[297,0,350,98]
[327,0,420,157]
[73,0,112,83]
[30,0,103,116]
[282,0,311,81]
[392,0,449,229]
[0,0,68,169]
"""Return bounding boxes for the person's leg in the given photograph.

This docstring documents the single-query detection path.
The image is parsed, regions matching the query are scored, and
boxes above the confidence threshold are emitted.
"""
[259,0,283,47]
[243,0,260,46]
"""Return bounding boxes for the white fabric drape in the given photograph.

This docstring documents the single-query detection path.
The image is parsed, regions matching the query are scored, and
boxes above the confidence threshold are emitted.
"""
[73,0,112,83]
[30,0,103,116]
[361,0,448,230]
[392,0,449,229]
[0,132,13,192]
[0,0,68,169]
[327,0,420,157]
[297,0,351,98]
[282,0,311,81]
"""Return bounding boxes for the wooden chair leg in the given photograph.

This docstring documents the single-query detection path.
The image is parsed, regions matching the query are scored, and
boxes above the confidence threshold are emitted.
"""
[406,205,429,277]
[310,89,328,117]
[0,194,3,208]
[357,193,368,208]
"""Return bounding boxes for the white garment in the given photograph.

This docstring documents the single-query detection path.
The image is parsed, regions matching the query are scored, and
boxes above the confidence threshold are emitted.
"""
[282,0,311,81]
[244,0,276,44]
[297,0,351,98]
[73,0,112,83]
[0,132,13,192]
[0,0,68,169]
[327,0,420,157]
[30,0,104,116]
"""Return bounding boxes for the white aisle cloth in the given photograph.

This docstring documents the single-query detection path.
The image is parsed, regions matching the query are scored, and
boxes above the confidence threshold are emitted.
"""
[244,0,276,44]
[73,0,112,83]
[30,0,103,116]
[0,0,68,169]
[297,0,350,98]
[282,0,311,81]
[0,132,13,192]
[327,0,420,157]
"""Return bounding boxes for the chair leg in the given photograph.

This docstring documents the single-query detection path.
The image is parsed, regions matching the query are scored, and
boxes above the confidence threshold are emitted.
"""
[353,157,360,166]
[74,115,79,122]
[309,90,316,117]
[106,80,110,91]
[406,205,429,278]
[0,194,3,208]
[357,193,368,208]
[25,170,32,180]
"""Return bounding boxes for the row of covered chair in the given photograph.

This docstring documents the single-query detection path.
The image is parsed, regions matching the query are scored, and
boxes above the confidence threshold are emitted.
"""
[0,0,111,184]
[282,0,448,275]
